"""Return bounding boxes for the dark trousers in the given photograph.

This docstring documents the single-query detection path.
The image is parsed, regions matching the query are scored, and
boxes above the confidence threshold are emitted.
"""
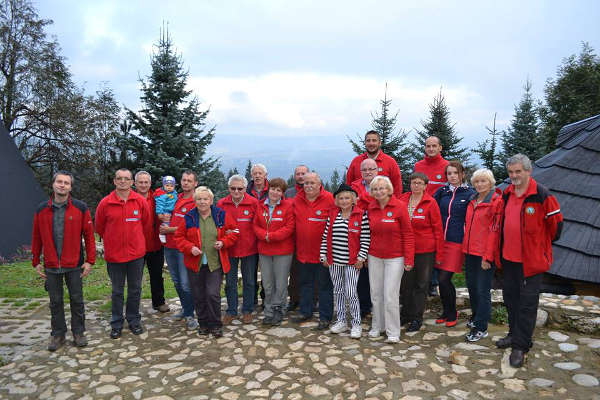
[46,269,85,337]
[226,254,258,315]
[298,262,333,321]
[465,254,495,331]
[430,267,439,287]
[145,248,166,308]
[107,257,144,330]
[502,259,542,352]
[437,268,456,320]
[188,265,223,329]
[254,258,265,305]
[288,256,301,304]
[357,265,372,314]
[400,252,434,322]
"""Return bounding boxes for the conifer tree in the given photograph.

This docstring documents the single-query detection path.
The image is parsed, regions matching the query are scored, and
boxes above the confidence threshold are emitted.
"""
[412,89,469,164]
[125,27,217,183]
[473,113,505,180]
[501,80,545,165]
[348,84,411,184]
[244,160,253,183]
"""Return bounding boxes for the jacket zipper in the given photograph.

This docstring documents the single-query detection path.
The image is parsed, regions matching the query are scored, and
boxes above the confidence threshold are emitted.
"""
[443,188,458,240]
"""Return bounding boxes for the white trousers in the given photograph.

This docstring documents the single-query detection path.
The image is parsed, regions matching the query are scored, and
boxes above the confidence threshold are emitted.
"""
[368,255,404,338]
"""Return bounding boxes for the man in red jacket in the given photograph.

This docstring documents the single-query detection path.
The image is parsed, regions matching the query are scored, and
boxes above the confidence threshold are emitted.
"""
[291,172,335,330]
[134,171,169,313]
[491,154,563,368]
[32,171,96,351]
[346,130,403,195]
[414,136,449,196]
[217,174,259,325]
[95,168,151,339]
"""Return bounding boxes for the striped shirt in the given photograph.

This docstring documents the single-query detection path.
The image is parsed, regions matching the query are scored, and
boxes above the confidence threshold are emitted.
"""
[320,210,371,266]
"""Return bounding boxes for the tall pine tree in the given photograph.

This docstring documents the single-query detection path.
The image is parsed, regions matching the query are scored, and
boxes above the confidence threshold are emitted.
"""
[125,27,218,184]
[473,113,505,180]
[501,80,545,165]
[412,89,469,164]
[348,84,411,181]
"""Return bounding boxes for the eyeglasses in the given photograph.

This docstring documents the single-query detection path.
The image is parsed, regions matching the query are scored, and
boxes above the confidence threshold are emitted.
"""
[229,187,245,191]
[360,168,377,172]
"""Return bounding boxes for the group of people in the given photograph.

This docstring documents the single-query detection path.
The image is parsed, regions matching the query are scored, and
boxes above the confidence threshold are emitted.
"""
[31,130,563,368]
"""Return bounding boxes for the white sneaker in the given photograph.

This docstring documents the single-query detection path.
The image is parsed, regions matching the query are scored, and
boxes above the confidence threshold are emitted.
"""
[368,328,381,338]
[350,325,362,339]
[330,321,347,334]
[466,329,488,342]
[385,336,400,343]
[186,316,199,330]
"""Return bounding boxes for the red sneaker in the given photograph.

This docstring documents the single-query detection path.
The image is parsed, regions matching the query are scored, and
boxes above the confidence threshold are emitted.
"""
[445,312,459,327]
[435,316,447,324]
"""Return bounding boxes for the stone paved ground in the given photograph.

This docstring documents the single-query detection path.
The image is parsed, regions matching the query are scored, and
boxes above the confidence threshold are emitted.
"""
[0,290,599,399]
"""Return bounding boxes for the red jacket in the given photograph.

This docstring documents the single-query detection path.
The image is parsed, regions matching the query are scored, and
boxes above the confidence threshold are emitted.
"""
[351,179,375,210]
[414,153,449,196]
[217,194,258,257]
[346,151,403,194]
[247,180,269,201]
[253,198,295,256]
[323,206,366,265]
[367,196,415,265]
[165,194,195,249]
[294,187,335,263]
[95,190,151,263]
[139,190,162,253]
[174,206,239,273]
[400,192,444,262]
[32,196,96,268]
[462,188,502,258]
[487,178,563,277]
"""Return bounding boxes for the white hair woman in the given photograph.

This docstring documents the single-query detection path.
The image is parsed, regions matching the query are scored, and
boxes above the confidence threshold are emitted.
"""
[462,168,502,342]
[366,176,415,343]
[320,183,370,339]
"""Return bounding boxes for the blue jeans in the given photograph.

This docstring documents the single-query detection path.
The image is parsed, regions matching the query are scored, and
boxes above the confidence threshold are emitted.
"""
[299,262,333,322]
[465,254,495,331]
[164,247,194,317]
[226,254,258,316]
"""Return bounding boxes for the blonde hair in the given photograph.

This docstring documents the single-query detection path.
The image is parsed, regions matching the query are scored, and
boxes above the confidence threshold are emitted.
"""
[334,191,357,207]
[194,186,214,201]
[471,168,496,187]
[369,176,394,195]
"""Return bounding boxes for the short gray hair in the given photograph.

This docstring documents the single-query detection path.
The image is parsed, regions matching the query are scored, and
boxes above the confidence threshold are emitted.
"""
[228,174,248,187]
[506,154,532,171]
[471,168,496,187]
[194,186,214,201]
[134,170,151,182]
[251,163,268,175]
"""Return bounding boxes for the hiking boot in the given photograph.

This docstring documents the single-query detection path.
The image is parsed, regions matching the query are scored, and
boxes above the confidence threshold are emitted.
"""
[242,313,253,324]
[222,314,235,325]
[406,320,422,332]
[154,304,170,313]
[496,334,512,349]
[47,335,65,351]
[73,333,88,347]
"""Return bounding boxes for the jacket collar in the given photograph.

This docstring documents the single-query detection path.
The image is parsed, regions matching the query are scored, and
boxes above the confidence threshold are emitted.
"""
[424,153,444,163]
[505,177,537,198]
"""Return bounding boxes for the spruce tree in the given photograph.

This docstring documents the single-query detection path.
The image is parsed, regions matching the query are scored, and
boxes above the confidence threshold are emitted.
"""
[501,80,545,165]
[125,27,217,183]
[412,89,469,164]
[347,84,411,182]
[329,169,341,191]
[473,113,505,180]
[244,160,253,183]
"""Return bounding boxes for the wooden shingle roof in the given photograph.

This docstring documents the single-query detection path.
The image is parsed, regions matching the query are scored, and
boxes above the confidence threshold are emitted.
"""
[533,114,600,283]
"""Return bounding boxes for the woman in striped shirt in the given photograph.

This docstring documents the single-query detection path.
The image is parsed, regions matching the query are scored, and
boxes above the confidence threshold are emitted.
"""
[320,183,370,339]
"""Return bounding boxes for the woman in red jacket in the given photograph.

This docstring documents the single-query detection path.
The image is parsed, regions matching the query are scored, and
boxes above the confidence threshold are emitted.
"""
[253,178,295,327]
[462,168,502,342]
[399,172,444,332]
[367,176,415,343]
[174,186,239,338]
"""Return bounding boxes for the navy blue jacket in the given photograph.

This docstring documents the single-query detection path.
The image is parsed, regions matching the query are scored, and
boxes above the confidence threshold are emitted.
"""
[433,185,476,244]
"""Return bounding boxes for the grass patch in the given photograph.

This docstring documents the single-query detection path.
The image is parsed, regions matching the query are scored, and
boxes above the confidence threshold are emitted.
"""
[452,272,466,288]
[12,300,25,307]
[491,304,508,325]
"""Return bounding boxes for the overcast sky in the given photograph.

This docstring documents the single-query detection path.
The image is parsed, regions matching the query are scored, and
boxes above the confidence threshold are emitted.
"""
[37,0,600,153]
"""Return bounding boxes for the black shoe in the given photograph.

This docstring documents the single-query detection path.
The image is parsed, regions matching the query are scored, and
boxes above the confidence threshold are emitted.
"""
[262,315,274,326]
[198,326,210,336]
[312,320,330,331]
[287,301,299,312]
[110,328,122,339]
[509,349,525,368]
[73,333,88,347]
[428,285,439,297]
[496,334,512,349]
[360,310,372,318]
[130,325,144,335]
[292,314,312,324]
[406,320,422,332]
[271,310,283,326]
[47,335,66,351]
[211,327,223,338]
